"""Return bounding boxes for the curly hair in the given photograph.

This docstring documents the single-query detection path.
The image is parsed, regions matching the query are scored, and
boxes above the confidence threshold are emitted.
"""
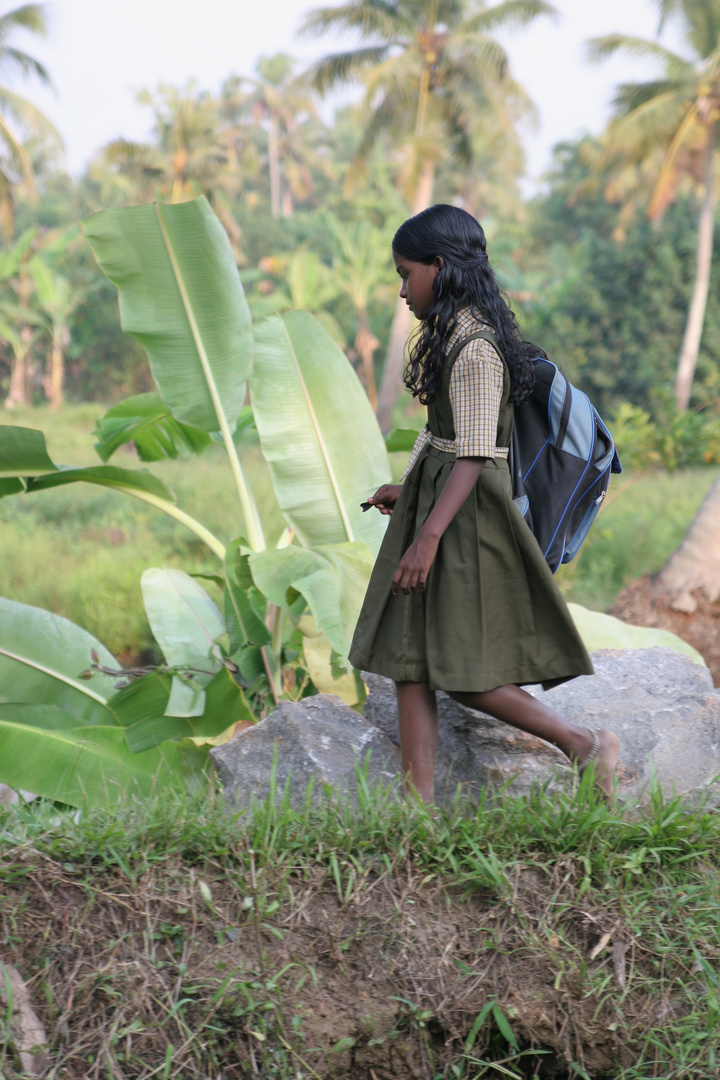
[392,204,534,406]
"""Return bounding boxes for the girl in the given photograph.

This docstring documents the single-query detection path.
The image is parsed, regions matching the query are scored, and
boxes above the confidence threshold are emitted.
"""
[349,205,618,802]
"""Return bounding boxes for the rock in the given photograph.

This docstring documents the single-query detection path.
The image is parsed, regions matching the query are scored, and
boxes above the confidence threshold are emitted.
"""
[364,673,566,805]
[210,695,401,809]
[364,648,720,803]
[546,648,720,800]
[0,785,38,807]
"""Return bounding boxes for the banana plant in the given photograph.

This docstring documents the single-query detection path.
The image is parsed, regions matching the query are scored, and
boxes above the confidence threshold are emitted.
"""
[0,196,391,804]
[0,597,207,808]
[30,256,95,410]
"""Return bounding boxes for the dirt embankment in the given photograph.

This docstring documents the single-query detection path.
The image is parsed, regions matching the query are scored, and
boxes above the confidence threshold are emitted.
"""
[611,580,720,685]
[1,852,671,1079]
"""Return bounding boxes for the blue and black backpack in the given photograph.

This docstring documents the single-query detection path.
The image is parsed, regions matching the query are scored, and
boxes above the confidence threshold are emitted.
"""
[458,330,622,574]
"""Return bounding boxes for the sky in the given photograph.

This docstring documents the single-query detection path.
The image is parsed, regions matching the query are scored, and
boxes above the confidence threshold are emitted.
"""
[21,0,684,187]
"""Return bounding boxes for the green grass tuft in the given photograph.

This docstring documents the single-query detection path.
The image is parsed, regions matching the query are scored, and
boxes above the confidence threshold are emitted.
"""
[2,776,720,1078]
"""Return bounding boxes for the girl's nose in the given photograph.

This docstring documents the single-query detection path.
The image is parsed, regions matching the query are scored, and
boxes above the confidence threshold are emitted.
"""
[399,280,407,298]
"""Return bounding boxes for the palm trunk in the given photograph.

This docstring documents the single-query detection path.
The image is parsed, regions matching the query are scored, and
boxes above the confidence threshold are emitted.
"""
[47,333,65,411]
[268,117,281,219]
[5,349,26,408]
[654,471,720,611]
[355,307,379,412]
[674,121,717,411]
[6,276,32,408]
[375,158,436,433]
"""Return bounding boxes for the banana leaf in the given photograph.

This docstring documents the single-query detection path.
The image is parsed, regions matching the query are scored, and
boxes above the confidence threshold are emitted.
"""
[567,603,707,666]
[108,668,255,753]
[0,597,119,725]
[0,425,225,559]
[232,643,267,685]
[249,541,373,659]
[83,197,263,550]
[27,464,176,502]
[224,539,271,651]
[166,677,206,719]
[0,425,176,503]
[0,703,186,808]
[82,198,252,434]
[0,425,57,478]
[94,393,212,462]
[300,618,364,705]
[251,311,389,556]
[385,428,421,453]
[141,568,226,669]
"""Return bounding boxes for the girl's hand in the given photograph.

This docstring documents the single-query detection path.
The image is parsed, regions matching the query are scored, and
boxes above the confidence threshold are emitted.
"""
[392,534,439,595]
[367,484,402,516]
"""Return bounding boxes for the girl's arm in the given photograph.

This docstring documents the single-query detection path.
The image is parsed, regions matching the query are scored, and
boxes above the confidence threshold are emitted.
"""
[392,457,486,595]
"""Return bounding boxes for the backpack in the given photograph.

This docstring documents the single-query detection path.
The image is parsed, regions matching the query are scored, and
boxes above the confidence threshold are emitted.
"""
[453,330,622,574]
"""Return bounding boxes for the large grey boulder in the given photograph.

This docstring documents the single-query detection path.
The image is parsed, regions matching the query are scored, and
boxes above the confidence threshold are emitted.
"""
[364,672,566,805]
[210,695,400,809]
[364,648,720,803]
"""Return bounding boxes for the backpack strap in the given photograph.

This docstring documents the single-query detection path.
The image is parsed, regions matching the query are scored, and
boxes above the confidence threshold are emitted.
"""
[443,328,525,506]
[443,328,505,374]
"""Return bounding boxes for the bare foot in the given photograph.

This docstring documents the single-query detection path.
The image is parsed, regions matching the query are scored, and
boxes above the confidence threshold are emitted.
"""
[580,729,619,798]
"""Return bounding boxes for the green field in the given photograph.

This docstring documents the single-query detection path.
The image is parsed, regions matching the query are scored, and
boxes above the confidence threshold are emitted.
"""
[0,406,287,662]
[0,405,717,662]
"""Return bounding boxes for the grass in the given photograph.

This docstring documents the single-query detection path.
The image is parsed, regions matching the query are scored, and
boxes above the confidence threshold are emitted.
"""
[1,405,717,661]
[0,404,286,661]
[2,774,720,1078]
[556,468,719,611]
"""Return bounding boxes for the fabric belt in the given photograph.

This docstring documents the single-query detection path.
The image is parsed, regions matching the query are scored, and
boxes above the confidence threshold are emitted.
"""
[427,433,509,458]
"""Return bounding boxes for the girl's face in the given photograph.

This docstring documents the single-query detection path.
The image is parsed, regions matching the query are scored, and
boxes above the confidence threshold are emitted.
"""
[392,249,443,320]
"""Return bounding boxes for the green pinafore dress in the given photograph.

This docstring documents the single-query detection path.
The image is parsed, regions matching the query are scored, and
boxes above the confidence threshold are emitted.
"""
[349,327,593,692]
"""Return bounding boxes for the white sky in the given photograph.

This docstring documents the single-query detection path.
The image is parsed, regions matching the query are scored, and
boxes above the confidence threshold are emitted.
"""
[22,0,683,186]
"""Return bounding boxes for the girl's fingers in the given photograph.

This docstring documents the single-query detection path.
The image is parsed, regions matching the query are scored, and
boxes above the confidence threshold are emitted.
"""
[393,561,422,594]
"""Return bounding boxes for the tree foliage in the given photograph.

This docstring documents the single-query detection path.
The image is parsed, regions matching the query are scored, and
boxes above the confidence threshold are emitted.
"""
[523,146,720,417]
[589,0,720,409]
[0,9,717,442]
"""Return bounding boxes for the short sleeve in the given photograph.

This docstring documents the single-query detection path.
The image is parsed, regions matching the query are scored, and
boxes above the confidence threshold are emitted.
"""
[448,337,505,458]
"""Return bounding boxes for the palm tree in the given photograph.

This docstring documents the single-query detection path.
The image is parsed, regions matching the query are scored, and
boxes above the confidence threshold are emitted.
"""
[589,0,720,411]
[652,475,720,612]
[323,211,394,410]
[0,3,62,238]
[301,0,553,430]
[97,84,244,254]
[245,54,331,218]
[0,226,37,407]
[30,254,90,410]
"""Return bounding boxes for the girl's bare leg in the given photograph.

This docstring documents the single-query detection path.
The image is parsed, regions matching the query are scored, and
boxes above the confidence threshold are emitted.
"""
[449,685,618,796]
[395,681,438,803]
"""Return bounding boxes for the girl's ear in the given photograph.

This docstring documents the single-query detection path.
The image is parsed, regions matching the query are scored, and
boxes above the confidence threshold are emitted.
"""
[433,256,444,271]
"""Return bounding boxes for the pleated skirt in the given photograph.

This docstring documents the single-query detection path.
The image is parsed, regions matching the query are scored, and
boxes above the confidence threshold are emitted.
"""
[349,446,594,692]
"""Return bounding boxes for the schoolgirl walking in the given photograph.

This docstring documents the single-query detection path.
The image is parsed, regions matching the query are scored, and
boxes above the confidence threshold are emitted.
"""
[349,205,618,803]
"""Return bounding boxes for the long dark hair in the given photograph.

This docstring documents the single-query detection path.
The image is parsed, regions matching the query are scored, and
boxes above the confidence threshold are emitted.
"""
[393,204,534,406]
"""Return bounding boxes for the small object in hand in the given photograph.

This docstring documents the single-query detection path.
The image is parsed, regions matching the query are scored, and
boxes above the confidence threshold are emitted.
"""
[360,501,373,512]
